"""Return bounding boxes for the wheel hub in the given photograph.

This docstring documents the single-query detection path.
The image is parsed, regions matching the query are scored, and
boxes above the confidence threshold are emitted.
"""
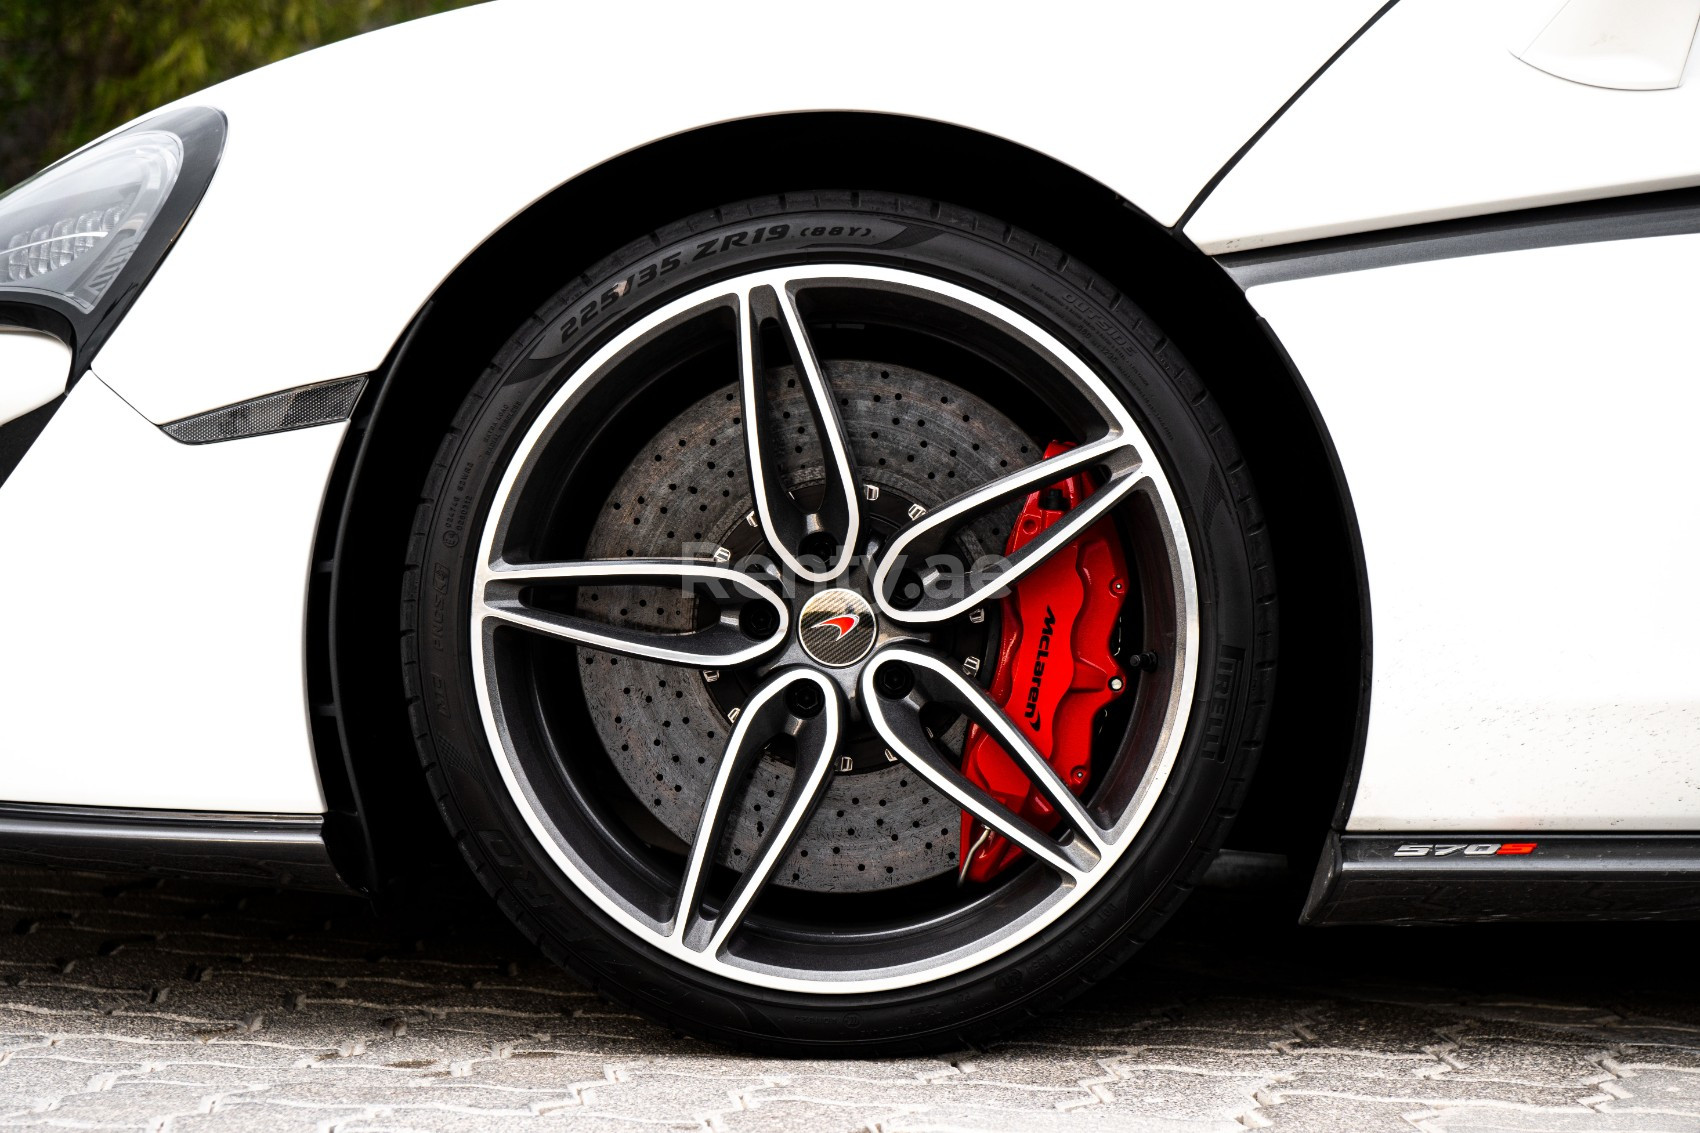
[797,588,877,667]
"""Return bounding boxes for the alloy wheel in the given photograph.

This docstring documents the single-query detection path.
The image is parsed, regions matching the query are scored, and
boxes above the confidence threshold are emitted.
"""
[467,263,1199,993]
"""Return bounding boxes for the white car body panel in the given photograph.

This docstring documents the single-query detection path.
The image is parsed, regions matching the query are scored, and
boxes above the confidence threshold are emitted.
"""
[88,0,1383,424]
[0,329,71,427]
[0,375,335,813]
[1186,0,1700,254]
[1246,234,1700,830]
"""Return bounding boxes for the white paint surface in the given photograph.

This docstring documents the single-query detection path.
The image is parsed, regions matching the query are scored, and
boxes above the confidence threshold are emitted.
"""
[1189,0,1700,253]
[0,376,335,813]
[1513,0,1700,91]
[1248,235,1700,830]
[0,329,70,427]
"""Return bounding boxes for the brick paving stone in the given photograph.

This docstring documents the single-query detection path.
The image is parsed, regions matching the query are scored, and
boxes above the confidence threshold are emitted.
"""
[0,868,1696,1131]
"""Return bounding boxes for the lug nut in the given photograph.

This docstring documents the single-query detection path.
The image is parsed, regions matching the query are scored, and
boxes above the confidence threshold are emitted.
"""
[739,601,780,639]
[888,569,924,610]
[874,661,914,700]
[786,681,824,718]
[799,531,838,565]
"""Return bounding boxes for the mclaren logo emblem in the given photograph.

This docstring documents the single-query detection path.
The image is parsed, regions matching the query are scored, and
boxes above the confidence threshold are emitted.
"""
[798,589,877,667]
[811,613,860,641]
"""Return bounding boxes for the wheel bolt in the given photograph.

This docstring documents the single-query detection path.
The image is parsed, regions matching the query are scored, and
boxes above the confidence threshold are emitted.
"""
[888,569,923,610]
[874,661,914,699]
[786,681,824,718]
[739,601,779,639]
[799,531,838,566]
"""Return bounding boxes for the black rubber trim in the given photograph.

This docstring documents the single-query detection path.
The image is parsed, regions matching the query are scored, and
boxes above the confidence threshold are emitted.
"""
[0,802,350,892]
[1173,0,1401,232]
[306,304,433,898]
[1220,183,1700,287]
[0,395,63,488]
[1253,320,1372,834]
[1304,832,1700,924]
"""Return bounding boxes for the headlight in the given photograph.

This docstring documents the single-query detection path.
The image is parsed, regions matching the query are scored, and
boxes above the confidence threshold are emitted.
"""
[1,132,181,312]
[0,107,223,360]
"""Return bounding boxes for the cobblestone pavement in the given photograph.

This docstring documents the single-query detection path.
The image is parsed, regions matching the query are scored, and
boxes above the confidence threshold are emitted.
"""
[1,865,1698,1132]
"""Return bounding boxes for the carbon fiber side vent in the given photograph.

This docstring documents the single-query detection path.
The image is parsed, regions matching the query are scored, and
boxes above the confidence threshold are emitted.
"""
[161,375,366,444]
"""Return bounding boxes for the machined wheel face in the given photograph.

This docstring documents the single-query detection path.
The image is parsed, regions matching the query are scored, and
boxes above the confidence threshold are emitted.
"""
[469,264,1196,992]
[407,194,1272,1049]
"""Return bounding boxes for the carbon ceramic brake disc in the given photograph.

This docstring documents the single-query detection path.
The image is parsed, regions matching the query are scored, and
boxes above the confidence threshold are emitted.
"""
[577,360,1034,891]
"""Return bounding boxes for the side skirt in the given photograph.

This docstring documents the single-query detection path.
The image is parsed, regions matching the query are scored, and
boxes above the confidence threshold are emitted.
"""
[0,802,351,892]
[1304,832,1700,924]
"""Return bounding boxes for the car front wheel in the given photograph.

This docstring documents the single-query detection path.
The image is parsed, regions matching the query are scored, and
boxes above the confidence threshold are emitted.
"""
[403,192,1274,1052]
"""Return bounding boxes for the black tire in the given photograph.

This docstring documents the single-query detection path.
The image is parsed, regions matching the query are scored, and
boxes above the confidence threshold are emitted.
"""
[401,192,1275,1053]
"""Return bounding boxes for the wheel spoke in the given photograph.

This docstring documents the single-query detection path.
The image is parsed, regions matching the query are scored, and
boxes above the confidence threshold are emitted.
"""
[859,647,1100,881]
[738,282,862,583]
[672,669,841,952]
[479,557,787,667]
[872,436,1144,624]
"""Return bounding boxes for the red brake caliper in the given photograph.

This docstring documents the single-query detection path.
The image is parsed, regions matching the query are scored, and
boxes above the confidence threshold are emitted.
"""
[957,440,1130,883]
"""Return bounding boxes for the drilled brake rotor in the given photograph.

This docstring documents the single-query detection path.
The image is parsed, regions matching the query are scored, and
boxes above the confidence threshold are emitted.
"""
[577,360,1035,891]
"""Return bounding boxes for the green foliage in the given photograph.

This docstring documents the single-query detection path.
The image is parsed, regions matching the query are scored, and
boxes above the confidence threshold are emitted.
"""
[0,0,479,189]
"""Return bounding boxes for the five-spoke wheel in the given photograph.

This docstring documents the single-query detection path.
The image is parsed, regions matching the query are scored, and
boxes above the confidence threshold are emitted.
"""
[407,194,1270,1049]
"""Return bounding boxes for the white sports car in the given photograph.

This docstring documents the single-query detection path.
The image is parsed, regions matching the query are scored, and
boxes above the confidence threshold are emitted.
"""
[3,0,1697,1051]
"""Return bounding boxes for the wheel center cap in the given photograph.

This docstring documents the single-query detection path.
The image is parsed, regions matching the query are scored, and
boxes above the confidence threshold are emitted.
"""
[797,588,877,668]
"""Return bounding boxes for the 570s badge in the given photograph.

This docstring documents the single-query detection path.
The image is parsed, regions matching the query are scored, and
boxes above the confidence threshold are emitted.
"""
[1393,842,1539,857]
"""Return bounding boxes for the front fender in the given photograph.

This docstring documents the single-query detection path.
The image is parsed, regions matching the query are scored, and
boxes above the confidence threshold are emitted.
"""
[88,0,1381,424]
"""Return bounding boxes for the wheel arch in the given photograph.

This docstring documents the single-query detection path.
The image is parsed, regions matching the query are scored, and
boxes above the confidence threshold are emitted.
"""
[314,111,1368,895]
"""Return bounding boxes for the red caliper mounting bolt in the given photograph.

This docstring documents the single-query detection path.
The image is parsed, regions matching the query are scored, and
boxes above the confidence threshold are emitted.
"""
[957,440,1131,883]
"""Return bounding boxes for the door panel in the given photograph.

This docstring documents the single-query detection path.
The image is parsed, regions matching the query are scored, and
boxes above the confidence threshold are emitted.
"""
[1246,234,1700,830]
[1188,0,1700,253]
